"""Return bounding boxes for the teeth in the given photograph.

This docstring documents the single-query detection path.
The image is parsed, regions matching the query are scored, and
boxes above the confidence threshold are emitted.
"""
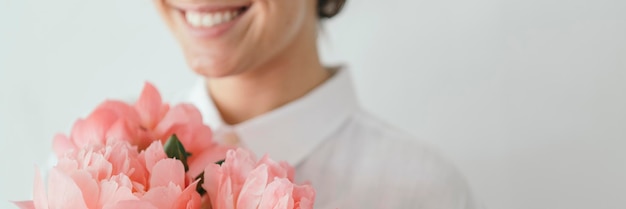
[185,10,241,28]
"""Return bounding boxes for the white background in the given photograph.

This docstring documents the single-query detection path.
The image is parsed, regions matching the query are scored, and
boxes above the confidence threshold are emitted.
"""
[1,0,625,208]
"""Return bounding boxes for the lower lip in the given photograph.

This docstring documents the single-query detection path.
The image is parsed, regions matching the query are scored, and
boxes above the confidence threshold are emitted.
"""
[180,10,245,39]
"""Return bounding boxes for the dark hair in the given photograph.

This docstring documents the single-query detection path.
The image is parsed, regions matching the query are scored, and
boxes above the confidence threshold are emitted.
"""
[318,0,346,19]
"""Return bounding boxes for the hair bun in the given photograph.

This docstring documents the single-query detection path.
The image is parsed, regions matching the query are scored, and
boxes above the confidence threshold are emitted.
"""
[318,0,346,19]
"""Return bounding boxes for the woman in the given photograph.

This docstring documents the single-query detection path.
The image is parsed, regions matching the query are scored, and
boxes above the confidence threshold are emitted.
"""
[154,0,477,208]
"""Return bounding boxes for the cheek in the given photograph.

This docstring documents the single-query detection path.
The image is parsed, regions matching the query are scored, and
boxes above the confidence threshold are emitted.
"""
[153,1,177,33]
[194,0,307,76]
[251,0,308,58]
[269,0,307,40]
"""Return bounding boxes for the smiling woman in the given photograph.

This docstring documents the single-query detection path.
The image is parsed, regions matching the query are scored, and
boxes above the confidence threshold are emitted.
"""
[151,0,476,208]
[6,0,626,208]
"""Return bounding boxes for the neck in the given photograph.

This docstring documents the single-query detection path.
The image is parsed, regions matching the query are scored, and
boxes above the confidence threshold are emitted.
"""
[206,31,329,125]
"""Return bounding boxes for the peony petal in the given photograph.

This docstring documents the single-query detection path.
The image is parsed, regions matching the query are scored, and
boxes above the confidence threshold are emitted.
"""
[103,200,158,209]
[292,184,316,209]
[13,201,35,209]
[224,149,257,182]
[236,164,269,209]
[109,174,134,190]
[83,151,113,181]
[140,141,168,173]
[52,133,76,157]
[96,100,141,125]
[217,176,235,209]
[187,145,230,178]
[202,164,222,207]
[173,181,202,209]
[104,142,132,176]
[271,195,292,209]
[47,168,89,209]
[33,168,48,209]
[154,104,204,136]
[126,158,149,187]
[280,162,295,182]
[105,120,136,144]
[224,149,258,200]
[141,183,181,209]
[133,128,156,151]
[257,178,294,209]
[55,158,79,174]
[71,108,121,148]
[98,175,137,208]
[150,159,185,189]
[257,155,294,182]
[135,82,165,130]
[69,170,100,209]
[168,123,213,153]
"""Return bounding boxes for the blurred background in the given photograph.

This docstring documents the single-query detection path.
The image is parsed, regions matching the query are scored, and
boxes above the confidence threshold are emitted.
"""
[1,0,625,208]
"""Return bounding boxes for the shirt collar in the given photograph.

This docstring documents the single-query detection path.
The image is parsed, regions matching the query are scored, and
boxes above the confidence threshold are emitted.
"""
[187,68,359,166]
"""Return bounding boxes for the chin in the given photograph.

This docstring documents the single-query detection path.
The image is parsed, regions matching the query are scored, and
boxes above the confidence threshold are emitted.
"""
[186,57,242,78]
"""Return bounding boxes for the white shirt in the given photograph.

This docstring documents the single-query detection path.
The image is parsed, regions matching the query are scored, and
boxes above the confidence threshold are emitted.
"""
[184,69,477,209]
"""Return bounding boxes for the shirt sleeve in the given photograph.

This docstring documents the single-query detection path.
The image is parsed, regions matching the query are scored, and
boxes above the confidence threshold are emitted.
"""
[369,132,481,209]
[401,142,480,209]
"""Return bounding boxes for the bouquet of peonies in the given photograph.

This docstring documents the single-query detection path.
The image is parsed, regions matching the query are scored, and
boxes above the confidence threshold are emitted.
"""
[14,83,315,209]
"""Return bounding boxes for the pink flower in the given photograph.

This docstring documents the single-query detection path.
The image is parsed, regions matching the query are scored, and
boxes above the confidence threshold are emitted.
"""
[22,82,319,209]
[17,140,202,209]
[52,82,226,177]
[202,149,315,209]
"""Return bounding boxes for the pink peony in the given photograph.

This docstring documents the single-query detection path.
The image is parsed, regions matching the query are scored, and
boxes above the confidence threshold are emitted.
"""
[18,82,320,209]
[52,82,227,177]
[202,148,315,209]
[17,140,202,209]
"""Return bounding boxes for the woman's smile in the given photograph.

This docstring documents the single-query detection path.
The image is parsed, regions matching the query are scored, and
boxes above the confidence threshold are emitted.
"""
[184,9,243,28]
[165,1,253,39]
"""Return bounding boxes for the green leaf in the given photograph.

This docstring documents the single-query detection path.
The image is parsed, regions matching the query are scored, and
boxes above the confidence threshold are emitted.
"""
[215,159,226,166]
[164,135,190,172]
[195,171,206,195]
